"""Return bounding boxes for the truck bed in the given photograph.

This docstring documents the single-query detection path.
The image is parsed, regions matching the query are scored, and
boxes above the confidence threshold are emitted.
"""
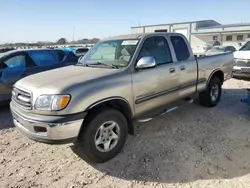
[195,52,234,91]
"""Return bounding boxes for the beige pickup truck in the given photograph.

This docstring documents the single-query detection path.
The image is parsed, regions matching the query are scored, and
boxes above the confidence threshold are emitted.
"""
[10,33,234,163]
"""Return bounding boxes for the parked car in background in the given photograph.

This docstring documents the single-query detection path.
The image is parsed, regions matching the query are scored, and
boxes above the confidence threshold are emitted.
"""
[203,40,221,51]
[233,41,250,78]
[10,32,233,163]
[244,38,250,43]
[75,47,89,57]
[0,47,15,54]
[0,49,78,102]
[200,46,236,56]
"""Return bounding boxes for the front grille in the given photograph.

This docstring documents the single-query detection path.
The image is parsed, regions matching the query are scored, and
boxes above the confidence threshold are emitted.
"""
[233,69,250,74]
[12,87,32,109]
[235,59,250,67]
[241,68,250,73]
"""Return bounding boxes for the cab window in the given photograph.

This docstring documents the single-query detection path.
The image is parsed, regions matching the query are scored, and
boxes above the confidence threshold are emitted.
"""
[170,36,190,61]
[138,36,172,65]
[28,50,59,66]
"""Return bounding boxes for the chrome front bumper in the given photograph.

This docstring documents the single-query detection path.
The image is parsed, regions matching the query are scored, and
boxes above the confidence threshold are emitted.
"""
[233,66,250,78]
[11,107,85,144]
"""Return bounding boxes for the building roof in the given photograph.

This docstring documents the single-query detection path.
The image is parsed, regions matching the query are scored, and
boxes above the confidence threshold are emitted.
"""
[198,22,250,29]
[131,20,220,28]
[130,19,250,35]
[191,29,250,35]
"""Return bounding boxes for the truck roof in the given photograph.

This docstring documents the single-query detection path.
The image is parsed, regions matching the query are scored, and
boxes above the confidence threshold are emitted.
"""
[103,32,183,41]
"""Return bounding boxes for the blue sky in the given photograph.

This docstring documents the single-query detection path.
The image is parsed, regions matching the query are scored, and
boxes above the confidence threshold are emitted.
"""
[1,0,250,43]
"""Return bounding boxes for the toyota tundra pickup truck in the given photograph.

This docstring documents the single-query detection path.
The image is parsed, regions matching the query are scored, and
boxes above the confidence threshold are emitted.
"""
[10,33,234,163]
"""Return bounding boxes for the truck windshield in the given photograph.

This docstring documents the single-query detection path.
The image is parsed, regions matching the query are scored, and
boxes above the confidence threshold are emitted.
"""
[239,41,250,51]
[78,39,139,68]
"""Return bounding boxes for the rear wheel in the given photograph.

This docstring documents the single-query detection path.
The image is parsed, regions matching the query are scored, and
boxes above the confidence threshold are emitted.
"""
[199,77,222,107]
[78,108,128,163]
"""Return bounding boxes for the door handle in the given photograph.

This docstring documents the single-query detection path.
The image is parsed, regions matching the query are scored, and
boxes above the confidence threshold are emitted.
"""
[169,68,175,73]
[180,65,186,71]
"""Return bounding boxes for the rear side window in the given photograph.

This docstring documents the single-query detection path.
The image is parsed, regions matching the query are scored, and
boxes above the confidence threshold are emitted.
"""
[28,50,60,66]
[170,36,190,61]
[76,48,89,53]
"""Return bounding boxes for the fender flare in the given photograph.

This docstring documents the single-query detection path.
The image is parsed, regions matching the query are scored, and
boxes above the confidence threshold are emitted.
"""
[86,96,132,111]
[207,69,224,87]
[85,96,134,135]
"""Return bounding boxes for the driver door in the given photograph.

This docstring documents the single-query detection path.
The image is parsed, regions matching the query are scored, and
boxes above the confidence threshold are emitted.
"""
[132,36,180,117]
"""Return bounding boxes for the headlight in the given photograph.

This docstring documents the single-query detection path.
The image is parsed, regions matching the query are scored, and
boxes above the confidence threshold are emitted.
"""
[243,59,250,63]
[234,58,250,64]
[34,95,70,111]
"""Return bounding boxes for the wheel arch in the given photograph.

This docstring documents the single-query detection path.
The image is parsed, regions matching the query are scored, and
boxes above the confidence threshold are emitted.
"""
[84,97,134,135]
[207,69,224,86]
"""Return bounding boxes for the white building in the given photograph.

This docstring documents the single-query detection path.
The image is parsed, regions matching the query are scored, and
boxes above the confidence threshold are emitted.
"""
[131,20,250,53]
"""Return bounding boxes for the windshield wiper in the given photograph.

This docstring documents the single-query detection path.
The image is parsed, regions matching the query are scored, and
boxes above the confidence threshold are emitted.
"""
[112,64,125,68]
[88,62,118,69]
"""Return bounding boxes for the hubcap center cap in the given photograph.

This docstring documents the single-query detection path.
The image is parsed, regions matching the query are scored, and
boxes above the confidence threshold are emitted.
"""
[103,131,109,138]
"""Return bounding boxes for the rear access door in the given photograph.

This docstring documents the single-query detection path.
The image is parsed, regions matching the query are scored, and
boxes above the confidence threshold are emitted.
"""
[169,35,198,98]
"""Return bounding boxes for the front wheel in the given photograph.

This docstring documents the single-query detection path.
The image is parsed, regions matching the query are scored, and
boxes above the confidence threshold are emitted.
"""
[78,108,128,163]
[199,77,222,107]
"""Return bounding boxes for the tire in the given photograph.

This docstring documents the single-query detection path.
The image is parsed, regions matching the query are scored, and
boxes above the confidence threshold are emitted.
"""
[78,108,128,163]
[199,77,222,107]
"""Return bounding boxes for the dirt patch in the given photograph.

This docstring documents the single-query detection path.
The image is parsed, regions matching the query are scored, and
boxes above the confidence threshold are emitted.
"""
[1,78,250,188]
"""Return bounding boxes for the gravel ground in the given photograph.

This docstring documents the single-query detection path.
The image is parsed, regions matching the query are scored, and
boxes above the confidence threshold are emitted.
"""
[0,78,250,188]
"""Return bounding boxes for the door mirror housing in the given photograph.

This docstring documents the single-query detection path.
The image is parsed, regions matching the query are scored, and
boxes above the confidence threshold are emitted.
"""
[135,56,156,69]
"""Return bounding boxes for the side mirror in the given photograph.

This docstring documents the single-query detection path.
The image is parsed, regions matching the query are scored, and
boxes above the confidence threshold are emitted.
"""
[135,56,156,69]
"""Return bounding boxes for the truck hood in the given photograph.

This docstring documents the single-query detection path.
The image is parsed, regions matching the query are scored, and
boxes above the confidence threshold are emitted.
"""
[233,51,250,59]
[15,65,119,94]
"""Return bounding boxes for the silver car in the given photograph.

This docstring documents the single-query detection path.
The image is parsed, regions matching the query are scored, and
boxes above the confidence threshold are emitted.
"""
[201,46,236,56]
